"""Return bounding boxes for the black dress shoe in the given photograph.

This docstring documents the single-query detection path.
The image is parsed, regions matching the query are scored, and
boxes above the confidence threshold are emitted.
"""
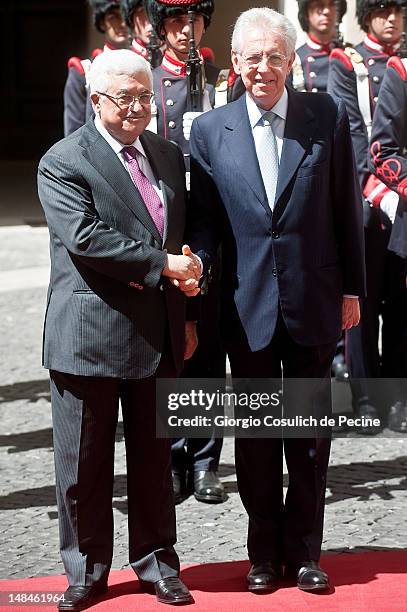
[287,561,329,591]
[172,471,186,505]
[58,584,108,611]
[193,470,225,503]
[354,403,382,435]
[142,577,193,605]
[388,401,407,433]
[247,562,280,592]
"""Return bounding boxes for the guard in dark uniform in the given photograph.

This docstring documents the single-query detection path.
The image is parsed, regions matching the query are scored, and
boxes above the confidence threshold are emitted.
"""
[368,53,407,431]
[328,0,406,432]
[146,0,226,505]
[289,0,347,92]
[121,0,160,61]
[63,0,128,136]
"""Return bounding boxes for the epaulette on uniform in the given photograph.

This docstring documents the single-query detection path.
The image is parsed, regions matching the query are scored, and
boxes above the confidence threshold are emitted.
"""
[291,53,305,91]
[330,47,363,71]
[214,69,229,108]
[344,46,364,65]
[67,56,86,74]
[91,48,103,59]
[387,56,407,81]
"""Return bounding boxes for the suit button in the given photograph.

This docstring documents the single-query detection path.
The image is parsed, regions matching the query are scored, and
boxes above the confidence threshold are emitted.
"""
[272,268,278,277]
[166,99,174,106]
[372,76,380,83]
[309,71,316,78]
[164,80,172,87]
[311,87,318,93]
[159,284,164,291]
[168,121,176,129]
[308,56,315,62]
[272,231,280,239]
[368,59,375,66]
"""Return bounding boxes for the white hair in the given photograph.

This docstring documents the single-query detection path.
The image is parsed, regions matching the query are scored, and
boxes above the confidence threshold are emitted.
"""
[231,7,297,57]
[88,49,153,94]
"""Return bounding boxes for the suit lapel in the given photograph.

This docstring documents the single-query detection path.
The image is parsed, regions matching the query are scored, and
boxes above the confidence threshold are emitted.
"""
[81,120,162,244]
[274,90,316,207]
[223,97,270,216]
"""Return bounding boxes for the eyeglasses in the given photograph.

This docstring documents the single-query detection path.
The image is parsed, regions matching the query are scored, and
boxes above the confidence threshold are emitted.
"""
[240,53,287,69]
[97,91,154,108]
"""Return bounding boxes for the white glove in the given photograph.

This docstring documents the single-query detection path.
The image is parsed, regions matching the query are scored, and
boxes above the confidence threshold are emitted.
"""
[380,190,399,224]
[183,111,202,141]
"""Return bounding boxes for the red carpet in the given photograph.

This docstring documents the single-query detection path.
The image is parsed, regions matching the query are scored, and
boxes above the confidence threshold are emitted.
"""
[1,551,407,611]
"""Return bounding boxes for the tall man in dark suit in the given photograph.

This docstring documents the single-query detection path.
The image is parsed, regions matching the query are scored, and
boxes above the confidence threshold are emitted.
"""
[187,7,365,593]
[38,50,199,609]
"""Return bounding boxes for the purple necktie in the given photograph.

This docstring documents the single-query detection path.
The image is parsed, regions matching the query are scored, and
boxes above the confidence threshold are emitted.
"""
[122,146,164,238]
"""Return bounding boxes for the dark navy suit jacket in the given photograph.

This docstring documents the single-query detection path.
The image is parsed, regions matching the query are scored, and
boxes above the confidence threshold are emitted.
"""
[188,89,365,351]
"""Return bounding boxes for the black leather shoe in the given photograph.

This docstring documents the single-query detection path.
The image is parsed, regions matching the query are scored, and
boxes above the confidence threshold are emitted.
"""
[172,471,186,505]
[388,401,407,433]
[287,561,329,591]
[58,584,108,611]
[247,562,280,592]
[193,470,226,503]
[354,403,382,435]
[144,577,193,605]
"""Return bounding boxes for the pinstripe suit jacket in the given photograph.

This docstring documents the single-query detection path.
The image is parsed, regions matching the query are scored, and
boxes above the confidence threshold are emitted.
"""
[38,119,187,378]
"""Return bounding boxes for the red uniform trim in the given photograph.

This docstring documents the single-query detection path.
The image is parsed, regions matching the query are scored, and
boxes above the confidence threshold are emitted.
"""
[91,48,103,59]
[329,48,353,71]
[67,57,85,74]
[201,46,215,64]
[227,66,238,88]
[387,56,407,81]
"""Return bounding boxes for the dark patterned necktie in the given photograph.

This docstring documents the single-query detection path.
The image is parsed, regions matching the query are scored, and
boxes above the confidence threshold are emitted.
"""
[122,146,164,237]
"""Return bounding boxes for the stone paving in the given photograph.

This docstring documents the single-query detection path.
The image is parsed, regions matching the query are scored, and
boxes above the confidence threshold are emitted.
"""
[1,225,407,580]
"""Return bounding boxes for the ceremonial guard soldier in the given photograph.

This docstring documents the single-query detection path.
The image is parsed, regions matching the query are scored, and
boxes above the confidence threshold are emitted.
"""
[328,0,406,433]
[145,0,219,171]
[289,0,347,92]
[368,38,407,431]
[145,0,226,505]
[121,0,162,64]
[63,0,128,136]
[227,0,347,102]
[291,0,349,379]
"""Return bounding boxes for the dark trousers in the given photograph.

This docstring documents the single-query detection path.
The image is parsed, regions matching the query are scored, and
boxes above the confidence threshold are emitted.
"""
[172,257,225,474]
[226,314,336,566]
[50,354,179,587]
[347,210,407,409]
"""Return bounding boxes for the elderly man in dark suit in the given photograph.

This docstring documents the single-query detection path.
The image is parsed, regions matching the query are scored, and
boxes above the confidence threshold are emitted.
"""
[38,50,199,609]
[186,7,365,594]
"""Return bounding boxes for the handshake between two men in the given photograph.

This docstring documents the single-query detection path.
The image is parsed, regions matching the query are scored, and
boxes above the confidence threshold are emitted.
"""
[163,244,202,298]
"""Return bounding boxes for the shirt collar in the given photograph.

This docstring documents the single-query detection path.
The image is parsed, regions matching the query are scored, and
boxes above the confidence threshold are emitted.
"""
[364,34,400,56]
[94,115,146,158]
[306,35,333,54]
[131,38,149,59]
[246,87,288,129]
[162,51,187,76]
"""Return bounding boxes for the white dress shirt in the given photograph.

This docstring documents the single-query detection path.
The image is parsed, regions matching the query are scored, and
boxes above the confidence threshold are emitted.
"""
[246,87,288,163]
[94,115,164,204]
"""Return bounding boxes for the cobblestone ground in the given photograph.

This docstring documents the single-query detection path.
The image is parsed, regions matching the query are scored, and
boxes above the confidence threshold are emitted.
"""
[1,226,407,580]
